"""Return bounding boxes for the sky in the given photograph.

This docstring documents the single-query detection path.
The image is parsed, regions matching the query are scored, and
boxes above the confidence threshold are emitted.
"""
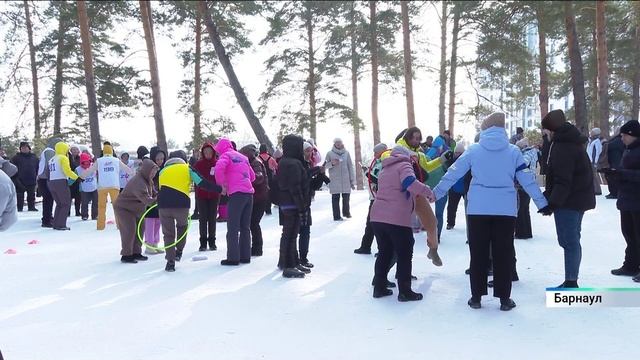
[0,2,480,157]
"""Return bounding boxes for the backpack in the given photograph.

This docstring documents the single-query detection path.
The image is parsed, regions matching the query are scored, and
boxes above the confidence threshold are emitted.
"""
[597,140,609,170]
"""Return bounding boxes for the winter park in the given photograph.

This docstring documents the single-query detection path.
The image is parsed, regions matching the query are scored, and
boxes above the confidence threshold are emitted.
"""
[1,1,640,359]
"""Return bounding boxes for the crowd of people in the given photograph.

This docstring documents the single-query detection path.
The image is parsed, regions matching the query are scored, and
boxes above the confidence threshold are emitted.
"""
[1,111,639,311]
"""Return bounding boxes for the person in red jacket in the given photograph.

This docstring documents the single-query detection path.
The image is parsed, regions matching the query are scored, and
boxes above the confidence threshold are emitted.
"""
[193,142,221,251]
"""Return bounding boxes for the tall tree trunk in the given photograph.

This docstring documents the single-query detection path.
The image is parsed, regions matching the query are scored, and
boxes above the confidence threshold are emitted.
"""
[564,1,588,135]
[590,28,599,131]
[596,0,610,137]
[438,1,448,134]
[536,5,549,119]
[351,3,363,190]
[369,1,380,146]
[401,1,415,127]
[633,5,640,120]
[53,10,65,138]
[77,0,101,157]
[305,5,318,142]
[140,0,167,151]
[193,12,202,147]
[24,0,40,140]
[447,6,459,135]
[197,1,274,151]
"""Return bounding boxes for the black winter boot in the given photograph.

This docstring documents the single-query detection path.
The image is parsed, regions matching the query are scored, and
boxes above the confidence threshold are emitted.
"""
[133,254,148,261]
[121,255,138,264]
[373,287,393,298]
[165,261,175,272]
[468,296,481,309]
[296,264,311,273]
[500,298,516,311]
[283,267,305,278]
[221,259,240,266]
[175,250,183,262]
[199,239,207,252]
[611,266,637,276]
[208,238,217,251]
[299,259,314,268]
[397,281,423,302]
[557,280,579,288]
[354,248,372,255]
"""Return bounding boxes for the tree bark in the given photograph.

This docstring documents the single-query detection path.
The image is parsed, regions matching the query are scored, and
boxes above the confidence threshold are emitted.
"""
[197,1,274,152]
[564,1,588,135]
[53,8,65,138]
[536,4,549,119]
[590,28,599,131]
[24,0,40,140]
[438,1,448,134]
[447,5,459,135]
[140,0,167,151]
[633,5,640,120]
[401,1,415,128]
[305,4,318,142]
[369,1,380,146]
[77,0,101,157]
[596,1,610,137]
[351,3,363,190]
[193,12,202,147]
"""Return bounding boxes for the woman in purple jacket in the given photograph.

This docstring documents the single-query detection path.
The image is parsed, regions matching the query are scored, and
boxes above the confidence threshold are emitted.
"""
[370,146,436,302]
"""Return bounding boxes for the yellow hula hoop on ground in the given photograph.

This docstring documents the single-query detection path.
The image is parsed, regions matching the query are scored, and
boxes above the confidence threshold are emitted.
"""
[136,204,192,250]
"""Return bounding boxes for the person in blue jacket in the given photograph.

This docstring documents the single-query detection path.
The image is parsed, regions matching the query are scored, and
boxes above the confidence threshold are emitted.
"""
[431,112,549,311]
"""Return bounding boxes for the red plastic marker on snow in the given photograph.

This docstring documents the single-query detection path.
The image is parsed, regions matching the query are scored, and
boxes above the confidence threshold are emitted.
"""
[27,240,39,245]
[4,249,17,254]
[106,220,115,225]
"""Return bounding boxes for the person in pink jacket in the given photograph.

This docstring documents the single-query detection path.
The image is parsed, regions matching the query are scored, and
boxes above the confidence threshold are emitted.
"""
[370,146,436,302]
[214,138,256,265]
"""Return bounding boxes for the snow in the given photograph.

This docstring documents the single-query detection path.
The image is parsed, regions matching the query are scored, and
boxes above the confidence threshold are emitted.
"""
[1,191,638,360]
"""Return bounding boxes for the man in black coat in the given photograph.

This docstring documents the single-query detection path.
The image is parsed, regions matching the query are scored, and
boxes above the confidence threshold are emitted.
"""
[541,109,596,288]
[602,120,640,282]
[603,133,625,199]
[276,135,311,278]
[11,142,39,212]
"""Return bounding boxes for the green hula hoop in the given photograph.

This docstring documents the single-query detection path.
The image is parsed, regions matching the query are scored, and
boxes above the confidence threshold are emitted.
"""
[136,203,192,251]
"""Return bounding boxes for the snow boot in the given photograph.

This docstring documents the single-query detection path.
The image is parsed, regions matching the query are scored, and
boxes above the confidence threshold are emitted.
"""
[633,273,640,283]
[500,298,516,311]
[121,255,138,264]
[557,280,579,288]
[427,248,443,267]
[467,297,481,309]
[296,265,311,274]
[208,238,217,251]
[283,267,305,278]
[397,281,423,302]
[175,250,183,262]
[240,258,251,264]
[611,267,637,276]
[251,248,263,257]
[221,259,240,266]
[373,287,393,298]
[165,261,175,272]
[199,239,207,252]
[133,253,148,261]
[300,259,314,268]
[446,224,454,230]
[371,279,396,288]
[354,248,371,255]
[53,227,70,231]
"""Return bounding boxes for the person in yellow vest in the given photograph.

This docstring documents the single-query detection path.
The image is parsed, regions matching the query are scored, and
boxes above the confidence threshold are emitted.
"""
[81,144,134,230]
[47,142,79,230]
[159,151,222,272]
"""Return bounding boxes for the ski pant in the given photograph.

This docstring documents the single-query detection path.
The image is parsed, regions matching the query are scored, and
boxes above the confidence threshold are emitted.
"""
[226,193,253,262]
[38,178,53,226]
[279,209,300,269]
[467,215,516,299]
[81,191,98,219]
[159,207,189,262]
[372,222,414,292]
[144,218,161,245]
[358,200,375,251]
[70,181,81,216]
[514,188,532,239]
[332,193,350,220]
[299,224,310,261]
[16,184,36,211]
[553,209,584,281]
[114,205,143,256]
[446,190,465,227]
[48,179,71,229]
[621,210,640,272]
[435,194,448,240]
[196,197,219,246]
[97,188,119,230]
[250,198,267,253]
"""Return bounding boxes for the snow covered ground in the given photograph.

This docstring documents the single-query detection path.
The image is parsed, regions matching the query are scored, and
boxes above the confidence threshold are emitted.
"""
[1,190,638,360]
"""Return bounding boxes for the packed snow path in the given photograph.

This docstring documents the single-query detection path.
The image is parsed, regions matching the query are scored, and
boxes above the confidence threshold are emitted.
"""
[1,191,638,359]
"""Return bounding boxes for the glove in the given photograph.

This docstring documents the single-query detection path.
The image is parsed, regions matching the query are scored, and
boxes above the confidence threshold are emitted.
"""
[67,178,77,186]
[538,205,553,216]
